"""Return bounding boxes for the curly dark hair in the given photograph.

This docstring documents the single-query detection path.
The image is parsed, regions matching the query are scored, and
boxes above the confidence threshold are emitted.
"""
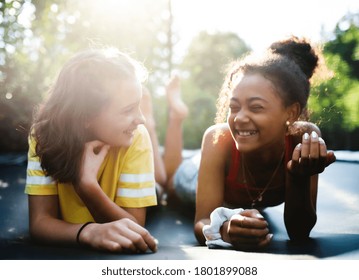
[215,36,319,124]
[31,48,146,184]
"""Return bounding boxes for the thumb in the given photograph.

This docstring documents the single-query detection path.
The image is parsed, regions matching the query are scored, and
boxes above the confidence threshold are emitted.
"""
[97,144,110,159]
[326,151,336,166]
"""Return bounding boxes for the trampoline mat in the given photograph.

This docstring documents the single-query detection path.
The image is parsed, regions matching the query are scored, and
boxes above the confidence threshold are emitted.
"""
[0,161,358,260]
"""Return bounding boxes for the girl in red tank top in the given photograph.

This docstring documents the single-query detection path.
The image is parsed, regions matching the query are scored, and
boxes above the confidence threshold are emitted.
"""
[194,36,336,251]
[225,135,293,208]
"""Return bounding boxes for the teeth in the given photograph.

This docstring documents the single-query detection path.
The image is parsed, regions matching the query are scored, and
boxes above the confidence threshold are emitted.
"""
[238,131,257,136]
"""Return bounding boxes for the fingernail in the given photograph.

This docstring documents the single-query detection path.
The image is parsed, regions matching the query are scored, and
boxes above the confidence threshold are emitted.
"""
[303,133,309,140]
[319,137,325,144]
[256,213,264,219]
[295,143,302,150]
[268,233,273,240]
[311,131,318,139]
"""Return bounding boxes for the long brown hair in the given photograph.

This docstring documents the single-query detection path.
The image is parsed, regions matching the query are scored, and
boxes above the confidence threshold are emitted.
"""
[31,48,146,184]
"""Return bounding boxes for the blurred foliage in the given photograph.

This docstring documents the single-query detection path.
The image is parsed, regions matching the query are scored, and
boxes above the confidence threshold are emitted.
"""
[180,31,250,148]
[325,14,359,79]
[309,13,359,150]
[181,31,251,98]
[0,0,358,152]
[0,0,170,152]
[156,31,250,149]
[1,0,39,151]
[155,31,251,148]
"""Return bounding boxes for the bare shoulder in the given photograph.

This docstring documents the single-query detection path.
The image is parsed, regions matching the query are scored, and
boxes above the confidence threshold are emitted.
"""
[202,123,232,150]
[201,123,233,163]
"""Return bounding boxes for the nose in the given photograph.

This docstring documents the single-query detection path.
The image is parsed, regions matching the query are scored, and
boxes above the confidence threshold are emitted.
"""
[233,109,249,123]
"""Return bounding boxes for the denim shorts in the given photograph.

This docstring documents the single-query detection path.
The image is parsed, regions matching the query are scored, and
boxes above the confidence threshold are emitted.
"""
[173,152,201,206]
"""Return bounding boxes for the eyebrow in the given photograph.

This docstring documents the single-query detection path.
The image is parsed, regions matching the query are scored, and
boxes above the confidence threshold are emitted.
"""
[230,96,269,103]
[119,100,139,111]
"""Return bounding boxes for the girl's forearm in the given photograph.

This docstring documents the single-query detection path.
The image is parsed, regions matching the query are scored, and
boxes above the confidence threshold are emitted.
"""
[30,215,82,245]
[28,195,83,245]
[284,175,317,240]
[76,182,137,224]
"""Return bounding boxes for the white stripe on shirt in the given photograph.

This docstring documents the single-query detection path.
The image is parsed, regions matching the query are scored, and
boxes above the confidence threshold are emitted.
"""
[119,173,154,183]
[27,160,43,171]
[26,175,55,185]
[117,186,156,198]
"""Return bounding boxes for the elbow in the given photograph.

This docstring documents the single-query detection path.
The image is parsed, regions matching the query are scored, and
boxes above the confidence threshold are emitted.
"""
[157,178,167,192]
[28,213,52,243]
[194,232,206,246]
[194,221,207,246]
[28,220,42,243]
[287,229,311,242]
[285,215,317,242]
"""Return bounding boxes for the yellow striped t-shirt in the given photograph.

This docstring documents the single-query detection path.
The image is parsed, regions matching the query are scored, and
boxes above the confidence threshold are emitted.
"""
[25,125,157,224]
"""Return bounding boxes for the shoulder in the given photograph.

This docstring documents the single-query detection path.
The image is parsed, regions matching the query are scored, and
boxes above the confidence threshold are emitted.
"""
[117,125,152,158]
[203,123,232,147]
[117,125,154,169]
[289,121,321,144]
[290,121,321,135]
[201,123,233,162]
[132,124,151,149]
[27,132,38,159]
[135,124,150,137]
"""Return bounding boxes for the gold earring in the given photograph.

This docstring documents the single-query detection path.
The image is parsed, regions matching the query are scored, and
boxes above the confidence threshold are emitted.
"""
[285,121,291,135]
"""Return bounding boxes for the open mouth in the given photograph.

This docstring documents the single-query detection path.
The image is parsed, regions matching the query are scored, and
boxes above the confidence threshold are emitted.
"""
[236,130,258,137]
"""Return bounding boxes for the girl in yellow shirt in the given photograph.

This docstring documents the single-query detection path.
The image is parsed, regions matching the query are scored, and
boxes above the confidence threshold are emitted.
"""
[25,48,157,253]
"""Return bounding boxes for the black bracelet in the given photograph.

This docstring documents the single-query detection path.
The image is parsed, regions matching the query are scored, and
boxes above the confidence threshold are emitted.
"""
[76,222,94,245]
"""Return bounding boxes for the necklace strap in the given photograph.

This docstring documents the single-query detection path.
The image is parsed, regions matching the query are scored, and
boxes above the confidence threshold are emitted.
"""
[241,149,285,207]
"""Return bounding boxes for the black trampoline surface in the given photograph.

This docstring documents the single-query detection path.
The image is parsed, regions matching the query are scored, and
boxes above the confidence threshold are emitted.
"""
[0,157,359,260]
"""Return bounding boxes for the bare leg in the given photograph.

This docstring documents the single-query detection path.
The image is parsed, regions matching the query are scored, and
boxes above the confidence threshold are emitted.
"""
[163,76,189,187]
[140,87,167,188]
[140,77,188,201]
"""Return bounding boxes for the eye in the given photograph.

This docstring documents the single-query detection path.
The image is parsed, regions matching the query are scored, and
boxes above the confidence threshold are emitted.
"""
[250,104,264,112]
[229,104,240,113]
[121,106,135,114]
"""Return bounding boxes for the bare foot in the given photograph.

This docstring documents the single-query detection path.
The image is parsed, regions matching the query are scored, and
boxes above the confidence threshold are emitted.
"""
[140,86,156,129]
[166,75,189,120]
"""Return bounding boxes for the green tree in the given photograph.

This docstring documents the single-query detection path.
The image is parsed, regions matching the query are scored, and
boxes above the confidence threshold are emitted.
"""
[0,0,171,152]
[0,0,40,152]
[182,31,251,98]
[309,13,359,149]
[179,31,251,148]
[325,13,359,79]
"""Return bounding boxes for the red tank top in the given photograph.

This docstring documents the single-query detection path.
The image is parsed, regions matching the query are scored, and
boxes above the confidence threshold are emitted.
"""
[224,135,293,208]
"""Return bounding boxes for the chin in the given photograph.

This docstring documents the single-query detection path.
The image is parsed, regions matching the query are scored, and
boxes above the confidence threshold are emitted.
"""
[117,137,135,148]
[235,141,255,153]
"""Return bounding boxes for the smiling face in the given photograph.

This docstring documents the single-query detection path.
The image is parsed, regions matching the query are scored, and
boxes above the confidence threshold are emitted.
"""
[87,78,145,147]
[227,73,292,153]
